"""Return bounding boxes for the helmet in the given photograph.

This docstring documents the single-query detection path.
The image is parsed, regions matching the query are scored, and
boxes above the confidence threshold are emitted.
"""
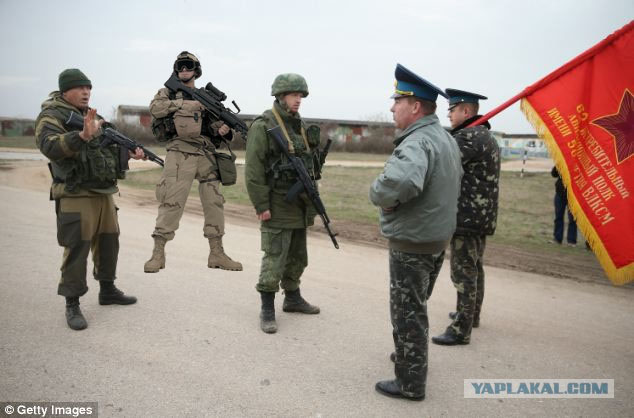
[173,51,202,79]
[271,73,309,97]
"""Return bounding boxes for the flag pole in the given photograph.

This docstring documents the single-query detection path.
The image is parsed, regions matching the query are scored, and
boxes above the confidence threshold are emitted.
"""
[467,90,527,128]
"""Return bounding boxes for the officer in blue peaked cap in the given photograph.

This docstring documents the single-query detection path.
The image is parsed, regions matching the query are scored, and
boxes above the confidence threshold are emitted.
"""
[444,88,488,132]
[432,86,500,348]
[445,88,487,109]
[392,63,448,101]
[389,64,448,130]
[373,63,463,401]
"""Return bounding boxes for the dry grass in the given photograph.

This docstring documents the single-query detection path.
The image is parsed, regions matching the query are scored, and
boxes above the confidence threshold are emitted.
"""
[122,165,582,255]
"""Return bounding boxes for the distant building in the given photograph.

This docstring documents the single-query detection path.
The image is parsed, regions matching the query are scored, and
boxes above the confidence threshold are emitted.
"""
[116,105,395,143]
[116,105,152,128]
[115,105,546,156]
[492,132,548,158]
[0,117,35,137]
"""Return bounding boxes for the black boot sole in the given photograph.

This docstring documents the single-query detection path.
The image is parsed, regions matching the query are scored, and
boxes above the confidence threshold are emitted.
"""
[282,304,320,314]
[66,320,88,330]
[99,297,137,306]
[375,383,424,401]
[431,337,469,346]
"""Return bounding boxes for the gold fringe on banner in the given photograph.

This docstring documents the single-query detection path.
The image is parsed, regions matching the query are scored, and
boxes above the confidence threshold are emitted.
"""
[520,98,633,285]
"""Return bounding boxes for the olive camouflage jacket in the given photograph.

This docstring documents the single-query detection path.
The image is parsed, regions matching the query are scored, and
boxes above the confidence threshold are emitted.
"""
[35,92,123,199]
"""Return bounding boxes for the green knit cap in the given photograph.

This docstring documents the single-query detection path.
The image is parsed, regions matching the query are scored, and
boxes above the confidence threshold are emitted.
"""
[58,68,92,92]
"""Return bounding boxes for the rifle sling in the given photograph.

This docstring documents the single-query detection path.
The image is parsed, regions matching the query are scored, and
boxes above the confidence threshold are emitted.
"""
[271,106,309,154]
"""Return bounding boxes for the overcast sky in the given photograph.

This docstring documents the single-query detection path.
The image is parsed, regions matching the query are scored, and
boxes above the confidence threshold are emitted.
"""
[1,0,632,133]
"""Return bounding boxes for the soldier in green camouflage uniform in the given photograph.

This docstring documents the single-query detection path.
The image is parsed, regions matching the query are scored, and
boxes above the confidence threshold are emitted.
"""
[144,51,242,273]
[370,65,462,401]
[432,89,500,346]
[245,73,322,334]
[36,69,143,331]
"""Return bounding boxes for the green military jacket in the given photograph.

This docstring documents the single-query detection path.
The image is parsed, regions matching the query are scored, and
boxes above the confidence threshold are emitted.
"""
[35,91,124,199]
[245,101,319,229]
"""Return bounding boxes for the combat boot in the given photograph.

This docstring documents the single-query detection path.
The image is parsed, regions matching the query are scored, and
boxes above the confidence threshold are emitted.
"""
[449,311,479,328]
[208,237,243,271]
[144,236,167,273]
[259,292,277,334]
[98,281,138,305]
[65,297,87,331]
[432,327,469,346]
[375,380,424,401]
[282,288,320,314]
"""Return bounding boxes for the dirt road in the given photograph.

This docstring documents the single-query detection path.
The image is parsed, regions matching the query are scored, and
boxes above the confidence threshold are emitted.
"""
[0,161,632,417]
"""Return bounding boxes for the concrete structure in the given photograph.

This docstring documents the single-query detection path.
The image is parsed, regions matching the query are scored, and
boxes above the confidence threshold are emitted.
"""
[113,105,546,156]
[492,132,548,158]
[117,105,152,128]
[0,117,35,137]
[117,104,396,144]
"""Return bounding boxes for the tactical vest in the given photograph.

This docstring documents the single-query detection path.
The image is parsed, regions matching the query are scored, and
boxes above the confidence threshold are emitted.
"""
[258,108,321,189]
[151,90,180,142]
[48,108,122,193]
[152,89,218,144]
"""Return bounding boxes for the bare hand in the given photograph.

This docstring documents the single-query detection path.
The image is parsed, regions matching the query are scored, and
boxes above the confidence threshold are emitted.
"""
[79,108,103,141]
[257,210,271,221]
[129,147,145,160]
[218,123,230,136]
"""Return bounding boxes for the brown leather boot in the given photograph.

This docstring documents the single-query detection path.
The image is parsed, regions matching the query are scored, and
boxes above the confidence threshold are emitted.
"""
[208,237,242,271]
[144,236,166,273]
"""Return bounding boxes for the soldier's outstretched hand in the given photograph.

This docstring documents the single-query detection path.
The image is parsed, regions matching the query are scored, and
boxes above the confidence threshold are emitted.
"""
[79,108,104,141]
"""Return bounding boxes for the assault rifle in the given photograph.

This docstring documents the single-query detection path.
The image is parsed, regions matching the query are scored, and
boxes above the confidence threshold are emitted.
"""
[164,73,248,139]
[267,126,339,249]
[66,111,164,167]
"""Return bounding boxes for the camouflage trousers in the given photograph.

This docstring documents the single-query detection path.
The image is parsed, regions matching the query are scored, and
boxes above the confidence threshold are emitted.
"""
[55,195,119,297]
[152,150,225,241]
[389,248,445,398]
[255,227,307,293]
[448,234,487,340]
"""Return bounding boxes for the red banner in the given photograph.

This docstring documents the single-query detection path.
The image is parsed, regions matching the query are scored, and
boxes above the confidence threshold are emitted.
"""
[520,21,634,284]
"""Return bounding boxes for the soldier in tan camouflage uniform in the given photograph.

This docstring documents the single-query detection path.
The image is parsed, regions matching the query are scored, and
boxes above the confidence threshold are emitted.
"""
[432,89,501,346]
[36,69,144,330]
[144,51,242,273]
